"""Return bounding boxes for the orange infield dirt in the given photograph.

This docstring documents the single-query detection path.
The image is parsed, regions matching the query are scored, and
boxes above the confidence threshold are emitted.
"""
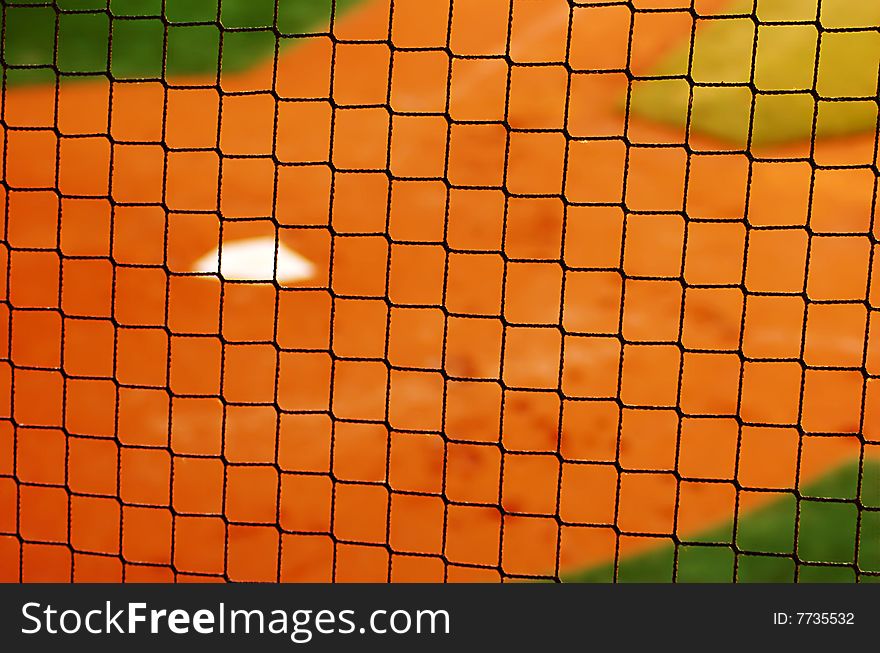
[1,0,878,582]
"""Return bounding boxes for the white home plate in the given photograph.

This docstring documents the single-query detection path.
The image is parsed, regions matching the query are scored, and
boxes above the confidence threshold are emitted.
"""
[193,236,315,284]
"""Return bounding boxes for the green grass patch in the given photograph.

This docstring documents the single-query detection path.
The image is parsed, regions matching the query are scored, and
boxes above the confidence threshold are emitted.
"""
[631,0,880,145]
[567,460,880,582]
[1,0,364,85]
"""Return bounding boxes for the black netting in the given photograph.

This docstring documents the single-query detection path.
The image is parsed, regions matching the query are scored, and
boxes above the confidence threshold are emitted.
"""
[0,0,878,583]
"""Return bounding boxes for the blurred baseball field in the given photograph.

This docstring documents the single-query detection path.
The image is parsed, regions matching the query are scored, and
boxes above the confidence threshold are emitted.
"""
[0,0,877,582]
